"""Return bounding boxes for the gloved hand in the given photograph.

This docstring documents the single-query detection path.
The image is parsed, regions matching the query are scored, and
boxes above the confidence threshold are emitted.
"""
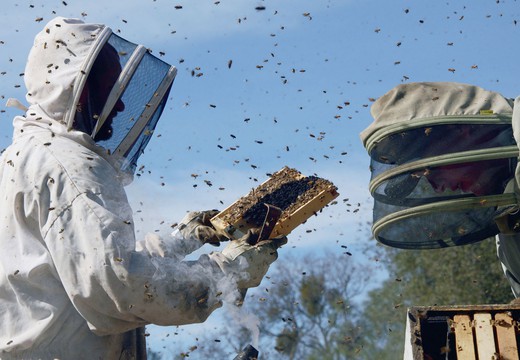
[178,210,230,246]
[210,230,287,289]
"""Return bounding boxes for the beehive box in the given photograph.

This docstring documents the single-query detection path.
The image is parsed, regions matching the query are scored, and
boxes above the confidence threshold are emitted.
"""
[405,304,520,360]
[210,166,339,240]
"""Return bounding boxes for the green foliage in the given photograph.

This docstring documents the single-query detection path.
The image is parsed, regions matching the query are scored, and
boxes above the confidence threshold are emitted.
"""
[392,237,512,305]
[275,328,299,356]
[300,274,326,317]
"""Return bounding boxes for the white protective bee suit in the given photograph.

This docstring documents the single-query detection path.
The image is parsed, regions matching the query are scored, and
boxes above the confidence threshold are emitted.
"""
[496,95,520,298]
[0,17,280,359]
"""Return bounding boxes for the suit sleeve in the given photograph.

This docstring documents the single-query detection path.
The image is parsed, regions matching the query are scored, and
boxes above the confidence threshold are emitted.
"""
[43,178,229,335]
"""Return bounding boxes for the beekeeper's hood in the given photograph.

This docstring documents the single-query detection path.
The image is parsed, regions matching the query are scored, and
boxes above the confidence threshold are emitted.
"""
[361,82,518,249]
[19,16,176,174]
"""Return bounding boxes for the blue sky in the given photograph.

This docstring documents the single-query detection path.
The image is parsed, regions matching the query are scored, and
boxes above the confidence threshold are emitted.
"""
[1,0,519,357]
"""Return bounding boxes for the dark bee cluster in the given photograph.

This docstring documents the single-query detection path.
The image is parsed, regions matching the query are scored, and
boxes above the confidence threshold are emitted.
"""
[242,178,316,227]
[221,167,335,228]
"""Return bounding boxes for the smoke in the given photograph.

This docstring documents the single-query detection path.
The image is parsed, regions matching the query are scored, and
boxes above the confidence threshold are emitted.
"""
[140,231,262,348]
[218,262,262,349]
[224,301,260,349]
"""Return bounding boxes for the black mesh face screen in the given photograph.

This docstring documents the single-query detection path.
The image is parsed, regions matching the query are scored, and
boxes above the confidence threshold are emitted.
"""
[120,88,170,173]
[370,123,514,166]
[92,34,175,174]
[367,123,516,249]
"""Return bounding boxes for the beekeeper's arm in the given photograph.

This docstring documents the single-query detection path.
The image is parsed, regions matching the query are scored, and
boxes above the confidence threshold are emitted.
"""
[145,210,285,289]
[136,210,228,260]
[44,181,280,335]
[173,211,287,289]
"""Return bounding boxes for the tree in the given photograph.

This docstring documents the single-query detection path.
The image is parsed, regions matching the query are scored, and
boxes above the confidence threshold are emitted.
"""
[183,251,372,359]
[358,237,513,359]
[257,253,371,359]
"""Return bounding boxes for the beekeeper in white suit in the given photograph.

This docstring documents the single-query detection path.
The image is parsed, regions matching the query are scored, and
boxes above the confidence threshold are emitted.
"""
[0,17,284,359]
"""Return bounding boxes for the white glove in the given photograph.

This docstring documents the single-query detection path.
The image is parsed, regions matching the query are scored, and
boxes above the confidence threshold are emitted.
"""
[210,231,287,289]
[178,210,229,246]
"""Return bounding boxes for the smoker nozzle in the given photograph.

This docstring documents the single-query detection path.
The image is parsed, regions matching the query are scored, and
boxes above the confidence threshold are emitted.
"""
[233,344,259,360]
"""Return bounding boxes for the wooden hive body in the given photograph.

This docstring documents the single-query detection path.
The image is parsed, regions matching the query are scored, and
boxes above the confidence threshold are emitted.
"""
[405,304,520,360]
